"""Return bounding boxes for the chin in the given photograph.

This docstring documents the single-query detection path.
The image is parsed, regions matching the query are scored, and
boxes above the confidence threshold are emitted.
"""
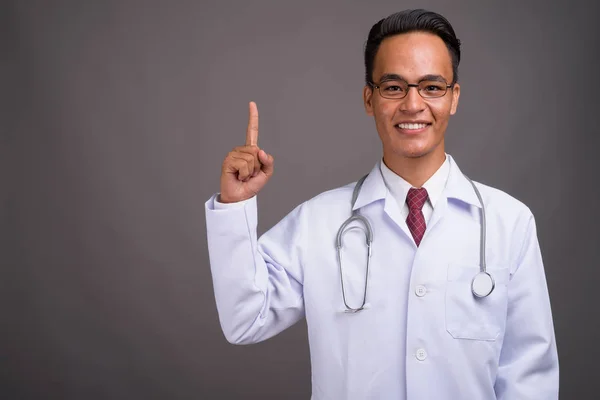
[390,141,435,159]
[398,149,431,159]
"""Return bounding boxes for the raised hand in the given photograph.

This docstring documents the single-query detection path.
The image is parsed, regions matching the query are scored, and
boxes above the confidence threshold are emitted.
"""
[219,101,275,203]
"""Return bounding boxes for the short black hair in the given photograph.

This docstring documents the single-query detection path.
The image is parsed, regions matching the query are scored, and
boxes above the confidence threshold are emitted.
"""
[364,9,461,85]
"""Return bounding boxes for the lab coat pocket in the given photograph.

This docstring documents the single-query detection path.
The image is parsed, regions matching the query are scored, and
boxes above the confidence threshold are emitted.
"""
[445,264,509,341]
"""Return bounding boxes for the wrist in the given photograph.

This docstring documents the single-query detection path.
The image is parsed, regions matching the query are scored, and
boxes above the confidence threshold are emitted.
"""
[218,194,234,204]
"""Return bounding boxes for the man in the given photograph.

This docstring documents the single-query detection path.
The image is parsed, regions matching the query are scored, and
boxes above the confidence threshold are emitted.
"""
[205,9,559,399]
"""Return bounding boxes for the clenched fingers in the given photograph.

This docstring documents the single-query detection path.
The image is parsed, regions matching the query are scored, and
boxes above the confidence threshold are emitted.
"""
[224,157,253,181]
[231,146,261,176]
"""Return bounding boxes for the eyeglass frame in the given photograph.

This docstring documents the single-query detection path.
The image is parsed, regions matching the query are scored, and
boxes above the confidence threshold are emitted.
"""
[367,77,455,100]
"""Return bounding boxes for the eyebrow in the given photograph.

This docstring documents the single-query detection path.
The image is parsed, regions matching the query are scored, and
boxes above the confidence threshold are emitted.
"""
[378,73,448,83]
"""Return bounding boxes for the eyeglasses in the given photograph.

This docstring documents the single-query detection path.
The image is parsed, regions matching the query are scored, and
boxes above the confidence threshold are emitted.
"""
[368,78,453,99]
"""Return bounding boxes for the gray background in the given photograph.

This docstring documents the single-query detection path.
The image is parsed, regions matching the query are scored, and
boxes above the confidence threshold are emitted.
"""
[4,0,600,398]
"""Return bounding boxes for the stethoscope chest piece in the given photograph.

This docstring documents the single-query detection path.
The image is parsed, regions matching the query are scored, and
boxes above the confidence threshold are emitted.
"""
[471,271,495,298]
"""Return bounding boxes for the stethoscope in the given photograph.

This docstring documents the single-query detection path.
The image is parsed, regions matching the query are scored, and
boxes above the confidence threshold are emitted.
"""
[336,172,495,313]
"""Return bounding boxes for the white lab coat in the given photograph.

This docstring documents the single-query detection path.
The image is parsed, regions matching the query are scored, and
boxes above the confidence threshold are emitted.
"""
[205,155,559,399]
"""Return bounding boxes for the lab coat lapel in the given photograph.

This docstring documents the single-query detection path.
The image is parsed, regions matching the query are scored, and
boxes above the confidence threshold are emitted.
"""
[422,195,448,243]
[421,155,482,243]
[383,191,414,241]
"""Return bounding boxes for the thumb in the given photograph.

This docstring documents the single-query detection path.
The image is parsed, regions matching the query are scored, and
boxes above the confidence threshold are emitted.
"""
[258,149,274,177]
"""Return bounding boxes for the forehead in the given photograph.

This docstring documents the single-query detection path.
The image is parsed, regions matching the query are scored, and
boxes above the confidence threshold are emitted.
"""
[373,32,453,81]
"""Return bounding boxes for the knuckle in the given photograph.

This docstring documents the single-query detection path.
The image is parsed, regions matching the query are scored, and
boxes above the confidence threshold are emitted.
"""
[240,145,259,154]
[237,154,250,164]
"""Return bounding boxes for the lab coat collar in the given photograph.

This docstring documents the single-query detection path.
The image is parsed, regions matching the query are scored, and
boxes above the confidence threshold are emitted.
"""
[444,154,483,209]
[351,162,387,211]
[352,154,482,211]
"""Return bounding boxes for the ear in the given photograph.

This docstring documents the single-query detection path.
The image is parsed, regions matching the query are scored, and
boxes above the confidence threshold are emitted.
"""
[363,85,374,116]
[450,82,460,115]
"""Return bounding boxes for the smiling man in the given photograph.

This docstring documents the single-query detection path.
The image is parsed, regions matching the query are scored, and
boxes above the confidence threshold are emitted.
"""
[205,9,559,399]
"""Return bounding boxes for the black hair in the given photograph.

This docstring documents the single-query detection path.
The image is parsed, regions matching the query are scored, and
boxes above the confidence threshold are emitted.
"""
[364,9,461,85]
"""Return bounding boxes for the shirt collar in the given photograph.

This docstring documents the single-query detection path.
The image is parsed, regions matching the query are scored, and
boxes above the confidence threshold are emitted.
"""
[352,154,482,211]
[379,154,450,209]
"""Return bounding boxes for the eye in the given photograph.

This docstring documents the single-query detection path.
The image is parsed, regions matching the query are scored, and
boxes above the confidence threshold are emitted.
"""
[385,85,403,92]
[381,81,406,93]
[420,81,447,93]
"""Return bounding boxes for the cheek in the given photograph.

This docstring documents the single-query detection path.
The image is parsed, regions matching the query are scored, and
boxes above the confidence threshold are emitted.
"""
[430,103,453,124]
[373,101,396,121]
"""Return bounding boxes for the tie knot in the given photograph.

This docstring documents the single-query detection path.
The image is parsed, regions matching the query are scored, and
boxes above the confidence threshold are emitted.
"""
[406,188,428,211]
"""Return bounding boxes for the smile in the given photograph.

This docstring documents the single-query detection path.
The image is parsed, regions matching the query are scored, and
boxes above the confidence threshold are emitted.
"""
[396,123,430,130]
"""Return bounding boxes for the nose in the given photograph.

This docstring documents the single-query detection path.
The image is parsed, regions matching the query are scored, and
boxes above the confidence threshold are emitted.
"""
[399,86,426,113]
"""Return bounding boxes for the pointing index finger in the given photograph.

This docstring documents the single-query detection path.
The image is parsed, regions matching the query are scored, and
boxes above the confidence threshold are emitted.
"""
[246,101,259,146]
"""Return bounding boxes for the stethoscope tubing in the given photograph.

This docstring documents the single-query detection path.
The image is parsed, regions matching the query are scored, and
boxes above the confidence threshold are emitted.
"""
[337,171,494,312]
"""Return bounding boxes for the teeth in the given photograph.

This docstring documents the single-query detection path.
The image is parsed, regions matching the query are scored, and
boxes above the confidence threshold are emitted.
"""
[398,123,427,129]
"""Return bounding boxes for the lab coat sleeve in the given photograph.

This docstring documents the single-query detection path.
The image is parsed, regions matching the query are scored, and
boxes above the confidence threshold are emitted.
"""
[205,194,306,345]
[495,212,559,399]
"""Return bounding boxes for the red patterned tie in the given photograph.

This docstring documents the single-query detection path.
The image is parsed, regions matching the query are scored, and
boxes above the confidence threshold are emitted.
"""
[406,188,429,246]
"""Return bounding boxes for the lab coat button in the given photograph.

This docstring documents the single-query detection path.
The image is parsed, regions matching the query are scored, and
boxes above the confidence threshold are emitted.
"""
[415,285,427,297]
[416,348,427,361]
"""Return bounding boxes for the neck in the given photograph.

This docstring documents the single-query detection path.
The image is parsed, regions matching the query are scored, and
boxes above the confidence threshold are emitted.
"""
[383,148,446,188]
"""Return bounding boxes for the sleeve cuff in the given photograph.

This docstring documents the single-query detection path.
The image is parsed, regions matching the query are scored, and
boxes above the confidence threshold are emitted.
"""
[205,193,258,238]
[207,193,256,210]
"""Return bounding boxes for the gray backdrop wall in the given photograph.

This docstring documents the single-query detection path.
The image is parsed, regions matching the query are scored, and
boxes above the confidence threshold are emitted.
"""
[4,0,600,398]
